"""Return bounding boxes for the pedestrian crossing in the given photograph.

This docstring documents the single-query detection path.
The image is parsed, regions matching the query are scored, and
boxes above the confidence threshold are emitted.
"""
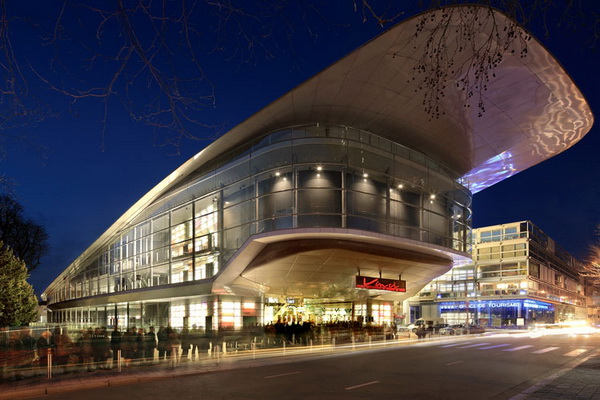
[438,342,589,357]
[531,346,560,354]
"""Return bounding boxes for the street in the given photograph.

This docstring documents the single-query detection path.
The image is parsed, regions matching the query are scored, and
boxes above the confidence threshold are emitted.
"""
[29,332,600,400]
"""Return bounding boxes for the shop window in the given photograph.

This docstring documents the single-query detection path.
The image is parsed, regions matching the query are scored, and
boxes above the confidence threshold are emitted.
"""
[479,265,500,278]
[194,259,216,280]
[153,246,169,265]
[171,260,193,283]
[152,230,169,249]
[171,221,192,244]
[172,205,192,226]
[152,214,169,233]
[136,267,151,288]
[152,264,169,286]
[136,221,151,239]
[172,239,193,259]
[194,234,213,253]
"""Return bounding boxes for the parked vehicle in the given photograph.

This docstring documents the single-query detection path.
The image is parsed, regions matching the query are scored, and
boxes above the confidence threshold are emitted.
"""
[439,324,465,335]
[432,323,449,334]
[466,325,485,334]
[407,318,445,333]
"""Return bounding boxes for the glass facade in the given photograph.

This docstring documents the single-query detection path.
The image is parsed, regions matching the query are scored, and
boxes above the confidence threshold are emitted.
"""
[439,299,555,327]
[45,125,472,329]
[414,221,586,328]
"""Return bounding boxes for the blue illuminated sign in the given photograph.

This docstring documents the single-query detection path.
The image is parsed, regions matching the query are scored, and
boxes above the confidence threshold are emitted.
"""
[523,299,553,310]
[439,299,553,311]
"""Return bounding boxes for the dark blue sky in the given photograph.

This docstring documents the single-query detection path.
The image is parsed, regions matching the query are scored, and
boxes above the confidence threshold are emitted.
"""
[2,3,598,294]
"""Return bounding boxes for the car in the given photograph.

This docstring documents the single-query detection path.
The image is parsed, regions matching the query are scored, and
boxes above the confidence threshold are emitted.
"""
[407,318,446,332]
[439,324,465,335]
[466,325,485,334]
[432,323,449,333]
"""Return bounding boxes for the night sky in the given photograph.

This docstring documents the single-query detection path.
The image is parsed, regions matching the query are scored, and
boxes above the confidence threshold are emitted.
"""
[1,2,598,294]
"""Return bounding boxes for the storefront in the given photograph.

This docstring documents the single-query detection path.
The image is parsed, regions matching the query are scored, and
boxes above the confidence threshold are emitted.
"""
[439,299,555,328]
[261,297,395,326]
[50,296,396,331]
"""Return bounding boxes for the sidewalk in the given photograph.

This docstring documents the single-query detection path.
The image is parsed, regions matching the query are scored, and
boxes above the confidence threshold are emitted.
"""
[511,349,600,400]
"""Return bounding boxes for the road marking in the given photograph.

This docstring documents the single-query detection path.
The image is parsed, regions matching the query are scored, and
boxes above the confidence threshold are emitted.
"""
[264,371,301,379]
[458,342,491,348]
[503,345,534,352]
[479,344,510,350]
[345,381,380,390]
[440,342,471,348]
[446,361,463,366]
[531,347,559,354]
[564,349,588,357]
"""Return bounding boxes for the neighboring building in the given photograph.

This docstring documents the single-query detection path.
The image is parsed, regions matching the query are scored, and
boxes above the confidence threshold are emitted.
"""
[584,275,600,327]
[414,221,587,328]
[42,6,593,331]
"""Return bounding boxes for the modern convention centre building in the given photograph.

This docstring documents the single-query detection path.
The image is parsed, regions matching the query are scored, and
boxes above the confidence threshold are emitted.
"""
[42,5,593,331]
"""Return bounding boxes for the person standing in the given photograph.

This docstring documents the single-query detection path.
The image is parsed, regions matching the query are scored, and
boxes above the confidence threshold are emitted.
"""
[157,326,168,361]
[95,327,111,369]
[7,330,25,380]
[110,327,122,368]
[180,326,190,360]
[36,330,53,374]
[144,326,157,363]
[135,328,145,363]
[53,327,72,366]
[19,329,36,369]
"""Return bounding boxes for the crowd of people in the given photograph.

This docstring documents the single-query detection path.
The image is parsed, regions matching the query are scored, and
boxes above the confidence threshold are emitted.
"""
[1,321,397,381]
[0,325,214,380]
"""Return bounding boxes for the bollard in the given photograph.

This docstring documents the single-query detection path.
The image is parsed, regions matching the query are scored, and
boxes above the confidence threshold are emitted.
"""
[283,340,286,356]
[351,333,355,351]
[47,349,52,379]
[310,339,313,353]
[332,337,335,347]
[171,346,176,369]
[222,341,226,355]
[252,342,256,359]
[216,345,220,364]
[117,350,122,372]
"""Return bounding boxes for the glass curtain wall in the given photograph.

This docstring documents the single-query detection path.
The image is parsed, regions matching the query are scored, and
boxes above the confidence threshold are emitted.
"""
[46,125,472,308]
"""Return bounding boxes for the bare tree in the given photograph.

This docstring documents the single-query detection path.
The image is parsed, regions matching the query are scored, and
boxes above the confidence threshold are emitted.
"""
[0,194,48,272]
[364,0,599,119]
[0,0,597,153]
[584,232,600,286]
[4,0,336,153]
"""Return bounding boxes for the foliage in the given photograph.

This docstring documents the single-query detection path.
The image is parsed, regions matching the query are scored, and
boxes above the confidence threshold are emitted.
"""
[0,242,38,327]
[0,194,48,272]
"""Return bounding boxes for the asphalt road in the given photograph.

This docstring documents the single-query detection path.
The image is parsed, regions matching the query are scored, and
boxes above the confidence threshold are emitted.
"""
[31,333,600,400]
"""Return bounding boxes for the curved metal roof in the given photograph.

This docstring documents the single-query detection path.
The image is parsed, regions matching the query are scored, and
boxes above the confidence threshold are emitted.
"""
[44,5,593,293]
[190,5,592,192]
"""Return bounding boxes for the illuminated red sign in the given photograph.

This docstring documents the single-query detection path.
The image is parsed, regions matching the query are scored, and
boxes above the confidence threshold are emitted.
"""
[355,276,406,292]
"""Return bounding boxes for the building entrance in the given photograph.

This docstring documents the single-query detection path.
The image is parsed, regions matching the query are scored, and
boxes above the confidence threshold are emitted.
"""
[263,297,394,326]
